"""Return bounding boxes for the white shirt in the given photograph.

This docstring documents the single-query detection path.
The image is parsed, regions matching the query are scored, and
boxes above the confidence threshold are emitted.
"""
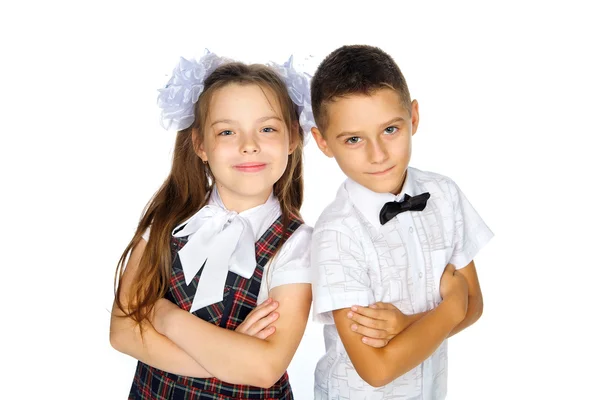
[311,167,494,400]
[142,188,312,307]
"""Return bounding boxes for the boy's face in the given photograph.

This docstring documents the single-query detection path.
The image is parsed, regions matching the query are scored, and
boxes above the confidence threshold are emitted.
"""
[312,88,419,194]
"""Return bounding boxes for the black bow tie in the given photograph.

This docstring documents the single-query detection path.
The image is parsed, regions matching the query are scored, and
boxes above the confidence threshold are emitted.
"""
[379,192,431,225]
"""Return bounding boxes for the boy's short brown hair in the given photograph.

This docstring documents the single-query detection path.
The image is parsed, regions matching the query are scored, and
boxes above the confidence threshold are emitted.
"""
[311,45,412,132]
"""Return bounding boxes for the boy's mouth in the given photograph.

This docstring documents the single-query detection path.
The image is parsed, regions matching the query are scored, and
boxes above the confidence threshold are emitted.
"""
[367,165,395,176]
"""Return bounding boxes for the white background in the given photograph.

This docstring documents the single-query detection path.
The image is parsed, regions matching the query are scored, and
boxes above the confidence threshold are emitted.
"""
[1,1,598,399]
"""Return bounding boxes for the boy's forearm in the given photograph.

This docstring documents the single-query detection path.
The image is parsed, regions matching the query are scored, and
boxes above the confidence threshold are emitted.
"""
[403,296,481,338]
[378,300,462,384]
[448,295,483,337]
[405,310,429,326]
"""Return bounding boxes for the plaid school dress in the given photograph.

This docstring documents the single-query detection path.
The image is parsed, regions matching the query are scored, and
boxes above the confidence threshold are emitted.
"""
[129,215,302,400]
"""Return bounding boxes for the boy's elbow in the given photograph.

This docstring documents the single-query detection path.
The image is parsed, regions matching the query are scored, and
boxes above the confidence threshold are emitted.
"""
[359,371,393,388]
[355,364,394,388]
[471,296,484,322]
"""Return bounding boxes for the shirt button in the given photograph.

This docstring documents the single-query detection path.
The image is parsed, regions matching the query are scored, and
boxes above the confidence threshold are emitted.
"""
[419,272,423,278]
[409,227,414,233]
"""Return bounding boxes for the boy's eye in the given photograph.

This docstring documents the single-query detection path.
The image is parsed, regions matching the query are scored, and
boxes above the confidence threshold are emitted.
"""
[218,130,234,136]
[384,126,398,134]
[345,136,362,144]
[261,127,276,133]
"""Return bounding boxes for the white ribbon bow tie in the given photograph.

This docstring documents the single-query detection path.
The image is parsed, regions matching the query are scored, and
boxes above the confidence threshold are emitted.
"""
[172,205,257,313]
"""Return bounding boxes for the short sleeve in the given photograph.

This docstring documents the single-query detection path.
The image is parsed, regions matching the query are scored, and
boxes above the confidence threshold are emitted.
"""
[266,224,313,290]
[447,180,494,269]
[311,228,375,324]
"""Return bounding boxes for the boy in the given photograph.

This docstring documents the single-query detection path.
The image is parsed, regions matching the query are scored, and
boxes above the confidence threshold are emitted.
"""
[310,45,493,399]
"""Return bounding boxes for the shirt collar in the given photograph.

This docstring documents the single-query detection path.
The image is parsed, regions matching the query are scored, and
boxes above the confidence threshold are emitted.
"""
[345,167,417,228]
[171,188,280,313]
[207,188,280,241]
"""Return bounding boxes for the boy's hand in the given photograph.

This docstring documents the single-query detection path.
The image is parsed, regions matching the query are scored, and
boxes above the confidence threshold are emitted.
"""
[347,302,411,348]
[235,298,279,339]
[440,264,469,322]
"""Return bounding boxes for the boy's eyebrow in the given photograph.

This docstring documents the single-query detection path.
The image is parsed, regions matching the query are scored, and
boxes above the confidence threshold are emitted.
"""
[336,130,362,139]
[379,117,406,128]
[335,117,407,139]
[210,115,282,127]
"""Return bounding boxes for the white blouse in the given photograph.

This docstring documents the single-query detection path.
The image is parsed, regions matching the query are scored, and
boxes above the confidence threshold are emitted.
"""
[142,188,312,312]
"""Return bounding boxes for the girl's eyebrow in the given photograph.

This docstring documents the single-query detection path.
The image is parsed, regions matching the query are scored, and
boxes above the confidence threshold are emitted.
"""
[210,115,283,127]
[210,119,235,127]
[256,115,283,123]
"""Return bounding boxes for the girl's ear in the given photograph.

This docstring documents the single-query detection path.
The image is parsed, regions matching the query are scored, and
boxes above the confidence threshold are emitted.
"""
[288,122,301,155]
[192,128,208,161]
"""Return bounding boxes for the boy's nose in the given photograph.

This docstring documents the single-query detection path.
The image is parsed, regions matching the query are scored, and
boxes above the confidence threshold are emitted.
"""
[368,139,388,163]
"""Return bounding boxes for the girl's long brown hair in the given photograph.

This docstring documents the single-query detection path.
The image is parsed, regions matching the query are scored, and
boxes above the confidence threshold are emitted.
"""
[114,63,305,326]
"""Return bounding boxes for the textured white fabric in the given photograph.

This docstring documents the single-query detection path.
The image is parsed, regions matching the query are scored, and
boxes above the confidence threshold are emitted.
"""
[142,189,312,312]
[312,167,494,399]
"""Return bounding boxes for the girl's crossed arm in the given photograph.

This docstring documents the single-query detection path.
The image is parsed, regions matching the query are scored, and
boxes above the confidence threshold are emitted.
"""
[110,239,279,379]
[152,282,312,388]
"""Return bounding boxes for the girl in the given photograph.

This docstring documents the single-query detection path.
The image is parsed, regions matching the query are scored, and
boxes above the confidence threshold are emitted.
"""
[110,51,314,399]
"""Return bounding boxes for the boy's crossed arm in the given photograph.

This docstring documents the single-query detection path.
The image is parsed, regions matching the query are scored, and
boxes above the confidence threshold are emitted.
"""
[447,260,483,336]
[333,264,469,388]
[349,259,484,345]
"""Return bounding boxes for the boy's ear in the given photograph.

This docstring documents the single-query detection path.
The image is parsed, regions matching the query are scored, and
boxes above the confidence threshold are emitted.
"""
[192,128,208,162]
[311,127,334,158]
[410,99,420,136]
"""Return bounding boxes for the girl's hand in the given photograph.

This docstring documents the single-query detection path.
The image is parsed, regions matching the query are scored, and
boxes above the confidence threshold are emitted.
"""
[235,298,280,339]
[346,302,411,348]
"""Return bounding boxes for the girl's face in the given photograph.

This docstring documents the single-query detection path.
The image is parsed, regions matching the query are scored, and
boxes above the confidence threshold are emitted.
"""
[197,83,297,212]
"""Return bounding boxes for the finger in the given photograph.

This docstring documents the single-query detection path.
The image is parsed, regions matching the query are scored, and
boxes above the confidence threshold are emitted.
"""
[254,325,276,340]
[246,312,279,336]
[236,301,278,333]
[374,302,395,310]
[256,297,274,308]
[351,323,388,339]
[350,305,386,320]
[249,298,276,316]
[347,310,384,329]
[244,301,279,326]
[368,302,393,310]
[361,336,389,348]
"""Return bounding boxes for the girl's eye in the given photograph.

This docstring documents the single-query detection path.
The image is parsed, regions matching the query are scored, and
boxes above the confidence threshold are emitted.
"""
[218,130,234,136]
[384,126,398,134]
[261,127,276,133]
[345,136,362,144]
